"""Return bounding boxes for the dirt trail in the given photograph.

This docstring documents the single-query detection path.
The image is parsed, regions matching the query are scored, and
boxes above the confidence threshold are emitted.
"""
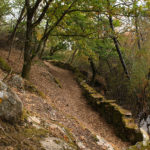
[30,61,129,150]
[0,49,129,149]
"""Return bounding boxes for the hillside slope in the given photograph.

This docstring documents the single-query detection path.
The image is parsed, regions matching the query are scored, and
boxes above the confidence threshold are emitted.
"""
[0,49,130,150]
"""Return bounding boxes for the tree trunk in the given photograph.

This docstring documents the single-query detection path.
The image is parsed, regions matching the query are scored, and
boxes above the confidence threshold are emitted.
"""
[32,0,77,60]
[39,20,49,59]
[19,47,24,60]
[21,14,33,79]
[7,5,25,60]
[49,46,60,56]
[49,48,54,56]
[35,0,77,58]
[135,16,141,50]
[22,58,32,79]
[39,39,47,59]
[21,0,53,78]
[106,59,113,73]
[89,56,96,84]
[108,15,130,80]
[106,0,130,79]
[70,49,78,64]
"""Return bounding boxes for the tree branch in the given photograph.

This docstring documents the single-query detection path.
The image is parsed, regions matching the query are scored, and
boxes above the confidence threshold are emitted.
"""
[31,0,78,59]
[31,0,42,15]
[43,0,78,41]
[32,0,53,27]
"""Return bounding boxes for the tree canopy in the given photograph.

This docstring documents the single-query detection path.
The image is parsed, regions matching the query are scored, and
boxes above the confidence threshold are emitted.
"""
[1,0,150,118]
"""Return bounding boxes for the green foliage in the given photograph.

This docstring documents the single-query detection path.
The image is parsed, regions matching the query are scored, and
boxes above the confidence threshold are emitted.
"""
[87,38,116,60]
[0,0,11,20]
[1,0,150,119]
[42,51,71,62]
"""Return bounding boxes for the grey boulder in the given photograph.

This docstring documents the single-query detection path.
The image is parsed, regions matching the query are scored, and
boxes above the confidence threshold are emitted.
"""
[0,80,23,123]
[8,74,24,90]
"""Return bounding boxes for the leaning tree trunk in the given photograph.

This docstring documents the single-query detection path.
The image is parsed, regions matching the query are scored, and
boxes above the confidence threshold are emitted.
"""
[39,20,49,59]
[106,0,130,80]
[35,0,77,59]
[108,15,130,80]
[106,59,113,74]
[69,48,78,64]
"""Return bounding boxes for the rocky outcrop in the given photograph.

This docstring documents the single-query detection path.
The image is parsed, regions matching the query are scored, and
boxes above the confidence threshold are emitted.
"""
[127,141,150,150]
[8,74,24,90]
[41,137,77,150]
[0,80,23,123]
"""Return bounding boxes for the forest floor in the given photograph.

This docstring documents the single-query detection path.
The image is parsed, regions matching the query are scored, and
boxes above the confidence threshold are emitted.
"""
[0,49,130,150]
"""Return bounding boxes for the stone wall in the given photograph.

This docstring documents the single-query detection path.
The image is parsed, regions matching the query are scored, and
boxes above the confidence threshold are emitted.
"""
[49,60,143,144]
[78,81,143,144]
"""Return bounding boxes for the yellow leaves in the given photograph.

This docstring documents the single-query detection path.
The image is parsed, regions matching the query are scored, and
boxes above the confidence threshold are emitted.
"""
[0,98,2,103]
[63,135,69,142]
[36,29,43,41]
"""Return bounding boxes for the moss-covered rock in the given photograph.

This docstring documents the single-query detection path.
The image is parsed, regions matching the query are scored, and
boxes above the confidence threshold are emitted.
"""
[0,80,23,123]
[127,141,150,150]
[0,56,11,73]
[0,118,48,150]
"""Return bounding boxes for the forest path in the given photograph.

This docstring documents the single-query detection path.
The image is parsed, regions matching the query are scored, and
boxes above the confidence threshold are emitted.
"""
[0,49,129,149]
[30,61,129,150]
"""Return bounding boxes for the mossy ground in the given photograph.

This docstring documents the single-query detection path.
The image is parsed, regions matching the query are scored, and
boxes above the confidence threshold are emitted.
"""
[0,115,48,150]
[24,80,46,99]
[0,109,78,150]
[33,60,45,67]
[54,77,62,88]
